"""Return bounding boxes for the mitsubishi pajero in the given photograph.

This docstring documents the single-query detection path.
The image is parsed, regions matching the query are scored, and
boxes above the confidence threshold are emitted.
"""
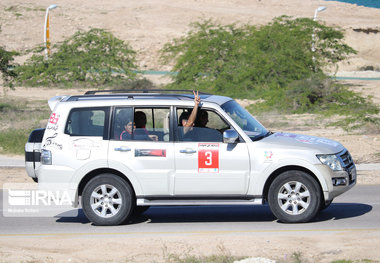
[25,90,356,225]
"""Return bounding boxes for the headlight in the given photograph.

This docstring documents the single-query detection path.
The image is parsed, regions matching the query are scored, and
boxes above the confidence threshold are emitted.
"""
[317,154,342,171]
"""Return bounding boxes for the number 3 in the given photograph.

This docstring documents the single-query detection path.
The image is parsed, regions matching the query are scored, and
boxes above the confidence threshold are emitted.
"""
[205,151,212,166]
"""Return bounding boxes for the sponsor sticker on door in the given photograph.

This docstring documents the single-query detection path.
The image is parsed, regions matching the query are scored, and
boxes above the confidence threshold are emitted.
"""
[198,143,219,173]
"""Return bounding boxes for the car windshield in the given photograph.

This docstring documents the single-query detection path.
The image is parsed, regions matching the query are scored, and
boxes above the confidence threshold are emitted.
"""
[221,100,269,141]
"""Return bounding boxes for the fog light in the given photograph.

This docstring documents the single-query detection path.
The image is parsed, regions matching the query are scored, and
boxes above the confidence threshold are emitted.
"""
[332,177,347,186]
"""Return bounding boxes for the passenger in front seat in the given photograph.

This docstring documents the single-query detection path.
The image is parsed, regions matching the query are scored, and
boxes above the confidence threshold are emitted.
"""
[134,111,158,141]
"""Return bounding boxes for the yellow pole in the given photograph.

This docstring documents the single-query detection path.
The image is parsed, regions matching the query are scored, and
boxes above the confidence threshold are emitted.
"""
[44,5,57,60]
[46,14,51,56]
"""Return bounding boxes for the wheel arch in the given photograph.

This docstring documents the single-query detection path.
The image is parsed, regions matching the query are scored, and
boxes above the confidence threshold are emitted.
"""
[262,165,323,202]
[77,168,136,198]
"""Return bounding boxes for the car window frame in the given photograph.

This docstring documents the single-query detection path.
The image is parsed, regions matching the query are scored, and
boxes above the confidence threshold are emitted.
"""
[110,105,174,142]
[64,107,110,138]
[174,106,240,143]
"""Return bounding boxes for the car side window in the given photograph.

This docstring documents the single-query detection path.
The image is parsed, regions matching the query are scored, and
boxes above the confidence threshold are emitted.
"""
[65,108,107,136]
[113,107,170,142]
[112,107,134,140]
[177,108,230,142]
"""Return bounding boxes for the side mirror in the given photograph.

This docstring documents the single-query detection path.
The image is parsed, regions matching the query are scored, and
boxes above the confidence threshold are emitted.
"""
[223,129,239,144]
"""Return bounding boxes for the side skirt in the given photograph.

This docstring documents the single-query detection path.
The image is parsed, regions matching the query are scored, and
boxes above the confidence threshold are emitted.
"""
[136,195,263,206]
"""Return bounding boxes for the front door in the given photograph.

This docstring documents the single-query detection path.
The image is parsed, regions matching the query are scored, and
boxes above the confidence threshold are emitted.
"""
[174,108,250,196]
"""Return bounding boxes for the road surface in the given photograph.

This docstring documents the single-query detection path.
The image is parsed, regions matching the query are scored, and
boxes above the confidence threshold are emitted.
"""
[0,185,379,238]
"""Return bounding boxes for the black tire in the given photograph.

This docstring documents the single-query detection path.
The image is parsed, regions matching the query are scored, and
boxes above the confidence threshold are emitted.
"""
[268,170,321,223]
[82,173,135,226]
[320,199,333,211]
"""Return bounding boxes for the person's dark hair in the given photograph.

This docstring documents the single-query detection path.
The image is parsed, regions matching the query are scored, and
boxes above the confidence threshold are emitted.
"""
[179,111,191,126]
[134,111,147,128]
[195,109,208,127]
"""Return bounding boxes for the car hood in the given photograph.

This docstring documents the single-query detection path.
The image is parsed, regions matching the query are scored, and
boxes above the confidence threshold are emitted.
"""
[260,132,345,154]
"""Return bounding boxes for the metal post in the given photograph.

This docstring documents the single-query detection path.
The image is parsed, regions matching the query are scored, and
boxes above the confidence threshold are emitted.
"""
[44,4,58,60]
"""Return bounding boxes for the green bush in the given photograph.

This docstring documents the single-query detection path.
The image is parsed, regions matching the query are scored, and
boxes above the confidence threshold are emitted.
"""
[14,28,138,87]
[109,78,156,90]
[0,46,18,87]
[249,74,378,114]
[248,75,379,131]
[161,16,356,95]
[161,17,379,130]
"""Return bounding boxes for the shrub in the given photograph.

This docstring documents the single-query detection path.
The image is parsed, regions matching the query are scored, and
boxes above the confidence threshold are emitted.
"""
[14,28,138,87]
[161,17,379,130]
[161,16,356,95]
[0,46,18,87]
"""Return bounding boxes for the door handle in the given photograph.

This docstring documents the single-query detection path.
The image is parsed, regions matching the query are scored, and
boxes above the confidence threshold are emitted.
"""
[180,148,196,154]
[114,146,131,152]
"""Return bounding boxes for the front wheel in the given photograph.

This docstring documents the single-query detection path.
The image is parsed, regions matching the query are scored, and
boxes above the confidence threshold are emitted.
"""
[82,174,135,226]
[268,170,321,223]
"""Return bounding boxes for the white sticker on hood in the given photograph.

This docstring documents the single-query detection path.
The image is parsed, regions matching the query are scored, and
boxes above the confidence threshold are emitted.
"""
[275,133,339,147]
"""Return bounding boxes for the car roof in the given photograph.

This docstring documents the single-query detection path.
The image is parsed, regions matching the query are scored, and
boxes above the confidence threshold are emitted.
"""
[60,89,233,107]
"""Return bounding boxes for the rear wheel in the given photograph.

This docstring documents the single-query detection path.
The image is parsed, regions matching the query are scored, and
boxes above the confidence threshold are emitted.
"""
[82,174,135,226]
[268,170,321,223]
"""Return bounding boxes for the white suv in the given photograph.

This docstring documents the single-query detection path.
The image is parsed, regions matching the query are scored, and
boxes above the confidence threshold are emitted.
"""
[25,90,356,225]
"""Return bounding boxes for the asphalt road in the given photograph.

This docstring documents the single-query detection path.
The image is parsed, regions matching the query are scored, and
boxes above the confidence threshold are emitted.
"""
[0,185,379,238]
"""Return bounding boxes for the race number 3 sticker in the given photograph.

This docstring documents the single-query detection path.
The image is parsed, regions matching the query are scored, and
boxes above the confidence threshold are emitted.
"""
[198,143,219,173]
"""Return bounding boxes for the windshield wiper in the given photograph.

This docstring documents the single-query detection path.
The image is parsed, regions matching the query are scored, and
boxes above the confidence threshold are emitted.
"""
[251,131,272,141]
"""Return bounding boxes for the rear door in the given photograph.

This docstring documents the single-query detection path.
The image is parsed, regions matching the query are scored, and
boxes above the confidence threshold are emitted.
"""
[45,107,111,184]
[108,106,174,196]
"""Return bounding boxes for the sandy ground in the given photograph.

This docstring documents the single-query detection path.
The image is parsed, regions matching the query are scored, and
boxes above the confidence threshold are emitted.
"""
[1,0,380,262]
[0,232,380,263]
[0,0,380,72]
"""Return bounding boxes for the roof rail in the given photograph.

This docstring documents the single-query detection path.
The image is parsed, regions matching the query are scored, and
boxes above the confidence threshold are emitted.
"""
[84,89,211,95]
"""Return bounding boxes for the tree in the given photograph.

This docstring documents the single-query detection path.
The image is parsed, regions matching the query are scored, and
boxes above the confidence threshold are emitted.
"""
[0,46,18,87]
[161,16,356,96]
[15,28,138,87]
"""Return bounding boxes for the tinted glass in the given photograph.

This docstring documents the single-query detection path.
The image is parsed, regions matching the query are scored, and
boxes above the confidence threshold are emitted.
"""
[65,108,106,136]
[177,108,229,142]
[221,100,268,141]
[113,107,170,142]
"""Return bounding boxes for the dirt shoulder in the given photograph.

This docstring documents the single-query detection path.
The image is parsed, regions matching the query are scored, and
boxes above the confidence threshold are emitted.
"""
[0,231,379,262]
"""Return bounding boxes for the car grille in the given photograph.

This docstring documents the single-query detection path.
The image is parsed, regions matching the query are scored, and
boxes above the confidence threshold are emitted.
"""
[338,149,355,184]
[340,150,354,167]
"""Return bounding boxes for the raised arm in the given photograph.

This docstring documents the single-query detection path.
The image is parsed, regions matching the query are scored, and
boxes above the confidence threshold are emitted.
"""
[184,90,200,128]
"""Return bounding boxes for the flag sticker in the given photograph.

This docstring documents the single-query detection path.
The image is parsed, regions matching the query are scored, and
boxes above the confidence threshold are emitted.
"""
[49,113,59,124]
[135,149,166,157]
